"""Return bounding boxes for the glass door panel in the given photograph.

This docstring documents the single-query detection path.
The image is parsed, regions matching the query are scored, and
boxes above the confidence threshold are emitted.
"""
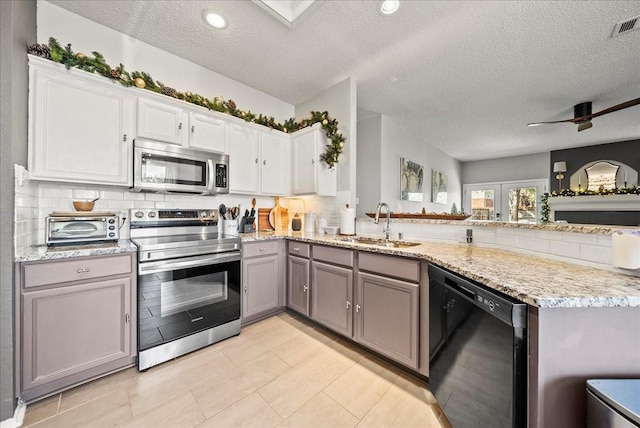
[506,187,537,223]
[470,189,496,220]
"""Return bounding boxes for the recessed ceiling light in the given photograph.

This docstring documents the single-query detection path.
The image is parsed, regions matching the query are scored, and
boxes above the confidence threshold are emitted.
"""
[379,0,399,15]
[203,11,228,29]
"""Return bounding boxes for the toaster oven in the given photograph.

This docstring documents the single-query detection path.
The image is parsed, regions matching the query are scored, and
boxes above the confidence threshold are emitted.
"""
[46,213,120,245]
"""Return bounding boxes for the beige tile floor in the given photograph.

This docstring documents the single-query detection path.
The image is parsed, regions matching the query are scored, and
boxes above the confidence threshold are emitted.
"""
[22,312,451,428]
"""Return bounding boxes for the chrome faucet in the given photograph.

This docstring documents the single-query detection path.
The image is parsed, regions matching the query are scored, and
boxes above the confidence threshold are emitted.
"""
[374,202,391,239]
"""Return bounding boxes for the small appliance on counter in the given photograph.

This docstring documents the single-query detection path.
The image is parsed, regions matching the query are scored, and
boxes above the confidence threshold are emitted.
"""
[46,212,121,245]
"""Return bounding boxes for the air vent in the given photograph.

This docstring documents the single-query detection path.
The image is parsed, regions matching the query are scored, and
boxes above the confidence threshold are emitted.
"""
[612,15,639,37]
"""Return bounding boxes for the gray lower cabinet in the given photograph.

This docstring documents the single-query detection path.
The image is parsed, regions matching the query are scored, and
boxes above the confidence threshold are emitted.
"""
[287,242,311,316]
[241,240,284,323]
[356,253,420,370]
[17,253,137,402]
[310,245,354,337]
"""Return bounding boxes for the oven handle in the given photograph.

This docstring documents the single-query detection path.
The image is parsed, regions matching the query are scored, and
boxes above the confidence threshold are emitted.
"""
[138,251,241,275]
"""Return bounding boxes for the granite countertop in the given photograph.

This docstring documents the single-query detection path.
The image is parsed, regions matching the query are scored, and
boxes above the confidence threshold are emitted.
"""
[16,239,138,262]
[240,231,640,309]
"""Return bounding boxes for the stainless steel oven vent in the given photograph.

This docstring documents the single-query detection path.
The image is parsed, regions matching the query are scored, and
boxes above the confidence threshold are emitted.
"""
[612,15,639,37]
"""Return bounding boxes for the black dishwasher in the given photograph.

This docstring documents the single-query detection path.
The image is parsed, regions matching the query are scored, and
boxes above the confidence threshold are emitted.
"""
[429,264,527,428]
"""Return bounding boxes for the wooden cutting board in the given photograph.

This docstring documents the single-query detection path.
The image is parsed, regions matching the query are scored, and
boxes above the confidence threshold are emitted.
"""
[258,208,272,231]
[270,197,289,231]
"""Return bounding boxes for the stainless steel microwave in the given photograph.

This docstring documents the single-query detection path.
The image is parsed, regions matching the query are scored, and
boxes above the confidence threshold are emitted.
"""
[46,214,120,245]
[132,139,229,195]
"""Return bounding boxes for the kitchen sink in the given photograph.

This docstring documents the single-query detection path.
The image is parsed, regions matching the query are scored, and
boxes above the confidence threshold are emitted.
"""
[336,236,421,248]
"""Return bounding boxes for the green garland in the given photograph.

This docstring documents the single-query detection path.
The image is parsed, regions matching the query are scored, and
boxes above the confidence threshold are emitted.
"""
[540,186,640,223]
[27,38,345,168]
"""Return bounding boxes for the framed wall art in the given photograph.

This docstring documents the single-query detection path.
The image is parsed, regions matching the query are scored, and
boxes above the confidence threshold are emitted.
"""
[400,158,424,202]
[432,169,447,204]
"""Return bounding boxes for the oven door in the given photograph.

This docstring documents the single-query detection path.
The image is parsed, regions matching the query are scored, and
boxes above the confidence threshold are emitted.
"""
[137,252,241,353]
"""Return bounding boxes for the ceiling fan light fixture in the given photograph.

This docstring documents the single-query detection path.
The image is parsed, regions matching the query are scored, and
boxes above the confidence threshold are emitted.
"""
[379,0,400,15]
[204,11,228,29]
[577,121,593,132]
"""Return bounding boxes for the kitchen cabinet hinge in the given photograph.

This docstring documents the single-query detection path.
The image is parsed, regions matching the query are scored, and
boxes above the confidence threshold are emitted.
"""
[125,314,130,323]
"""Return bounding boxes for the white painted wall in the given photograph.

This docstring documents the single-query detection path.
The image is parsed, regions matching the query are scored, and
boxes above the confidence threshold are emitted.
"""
[356,115,382,217]
[380,116,462,215]
[462,152,550,184]
[37,1,294,121]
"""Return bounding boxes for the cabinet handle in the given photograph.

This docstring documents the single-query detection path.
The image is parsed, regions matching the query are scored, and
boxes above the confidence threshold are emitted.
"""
[259,248,266,252]
[255,158,259,164]
[191,125,195,133]
[293,247,300,251]
[178,122,183,130]
[125,314,130,323]
[346,301,351,309]
[356,304,361,313]
[123,134,127,142]
[263,160,266,166]
[303,285,308,292]
[76,267,91,273]
[244,287,247,293]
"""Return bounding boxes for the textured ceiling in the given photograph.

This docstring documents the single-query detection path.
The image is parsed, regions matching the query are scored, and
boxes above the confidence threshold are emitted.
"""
[47,0,640,162]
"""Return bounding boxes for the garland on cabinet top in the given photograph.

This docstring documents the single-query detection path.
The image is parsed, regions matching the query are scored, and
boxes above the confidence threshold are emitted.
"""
[27,38,345,168]
[540,186,640,223]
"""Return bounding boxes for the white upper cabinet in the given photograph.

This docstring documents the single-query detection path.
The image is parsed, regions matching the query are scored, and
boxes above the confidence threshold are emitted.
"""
[291,124,336,196]
[136,97,227,153]
[228,123,291,196]
[261,130,290,196]
[188,112,227,153]
[28,56,134,186]
[136,97,187,146]
[228,123,260,194]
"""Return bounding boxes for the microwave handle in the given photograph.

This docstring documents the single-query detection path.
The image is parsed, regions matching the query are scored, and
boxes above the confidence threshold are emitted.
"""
[206,159,215,193]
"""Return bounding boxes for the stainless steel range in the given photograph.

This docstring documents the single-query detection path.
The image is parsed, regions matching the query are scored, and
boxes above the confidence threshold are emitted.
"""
[129,208,241,370]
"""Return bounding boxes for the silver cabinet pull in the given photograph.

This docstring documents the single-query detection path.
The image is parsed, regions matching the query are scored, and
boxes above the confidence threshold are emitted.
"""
[263,160,266,165]
[346,301,351,309]
[293,247,300,251]
[259,248,266,252]
[356,304,361,313]
[76,267,91,273]
[178,122,183,130]
[255,158,259,164]
[303,285,308,292]
[125,314,130,323]
[191,125,195,133]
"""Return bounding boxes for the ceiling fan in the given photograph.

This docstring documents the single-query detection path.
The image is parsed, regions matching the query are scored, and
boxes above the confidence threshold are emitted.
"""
[527,98,640,132]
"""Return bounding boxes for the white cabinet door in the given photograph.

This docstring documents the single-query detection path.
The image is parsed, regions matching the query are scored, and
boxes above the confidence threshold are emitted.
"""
[188,112,227,153]
[29,61,134,186]
[228,123,260,193]
[292,129,317,194]
[291,126,336,196]
[136,97,187,146]
[261,131,291,196]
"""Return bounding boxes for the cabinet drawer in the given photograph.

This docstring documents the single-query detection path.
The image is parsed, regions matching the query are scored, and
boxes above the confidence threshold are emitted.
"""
[23,254,133,289]
[358,252,420,283]
[313,245,353,267]
[288,241,310,258]
[243,240,280,258]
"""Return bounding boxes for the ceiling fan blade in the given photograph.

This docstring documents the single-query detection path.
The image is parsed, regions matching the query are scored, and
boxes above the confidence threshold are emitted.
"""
[527,118,576,127]
[577,121,593,132]
[585,98,640,120]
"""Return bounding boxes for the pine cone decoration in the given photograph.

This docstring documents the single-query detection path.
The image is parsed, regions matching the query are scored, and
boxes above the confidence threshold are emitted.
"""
[28,43,51,59]
[162,86,176,97]
[225,99,237,112]
[110,69,121,79]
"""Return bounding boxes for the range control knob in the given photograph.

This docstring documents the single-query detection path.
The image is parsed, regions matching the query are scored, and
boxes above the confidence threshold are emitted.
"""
[148,212,156,218]
[134,211,144,218]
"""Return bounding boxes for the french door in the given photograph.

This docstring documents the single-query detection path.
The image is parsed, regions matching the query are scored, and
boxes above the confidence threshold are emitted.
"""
[463,180,548,223]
